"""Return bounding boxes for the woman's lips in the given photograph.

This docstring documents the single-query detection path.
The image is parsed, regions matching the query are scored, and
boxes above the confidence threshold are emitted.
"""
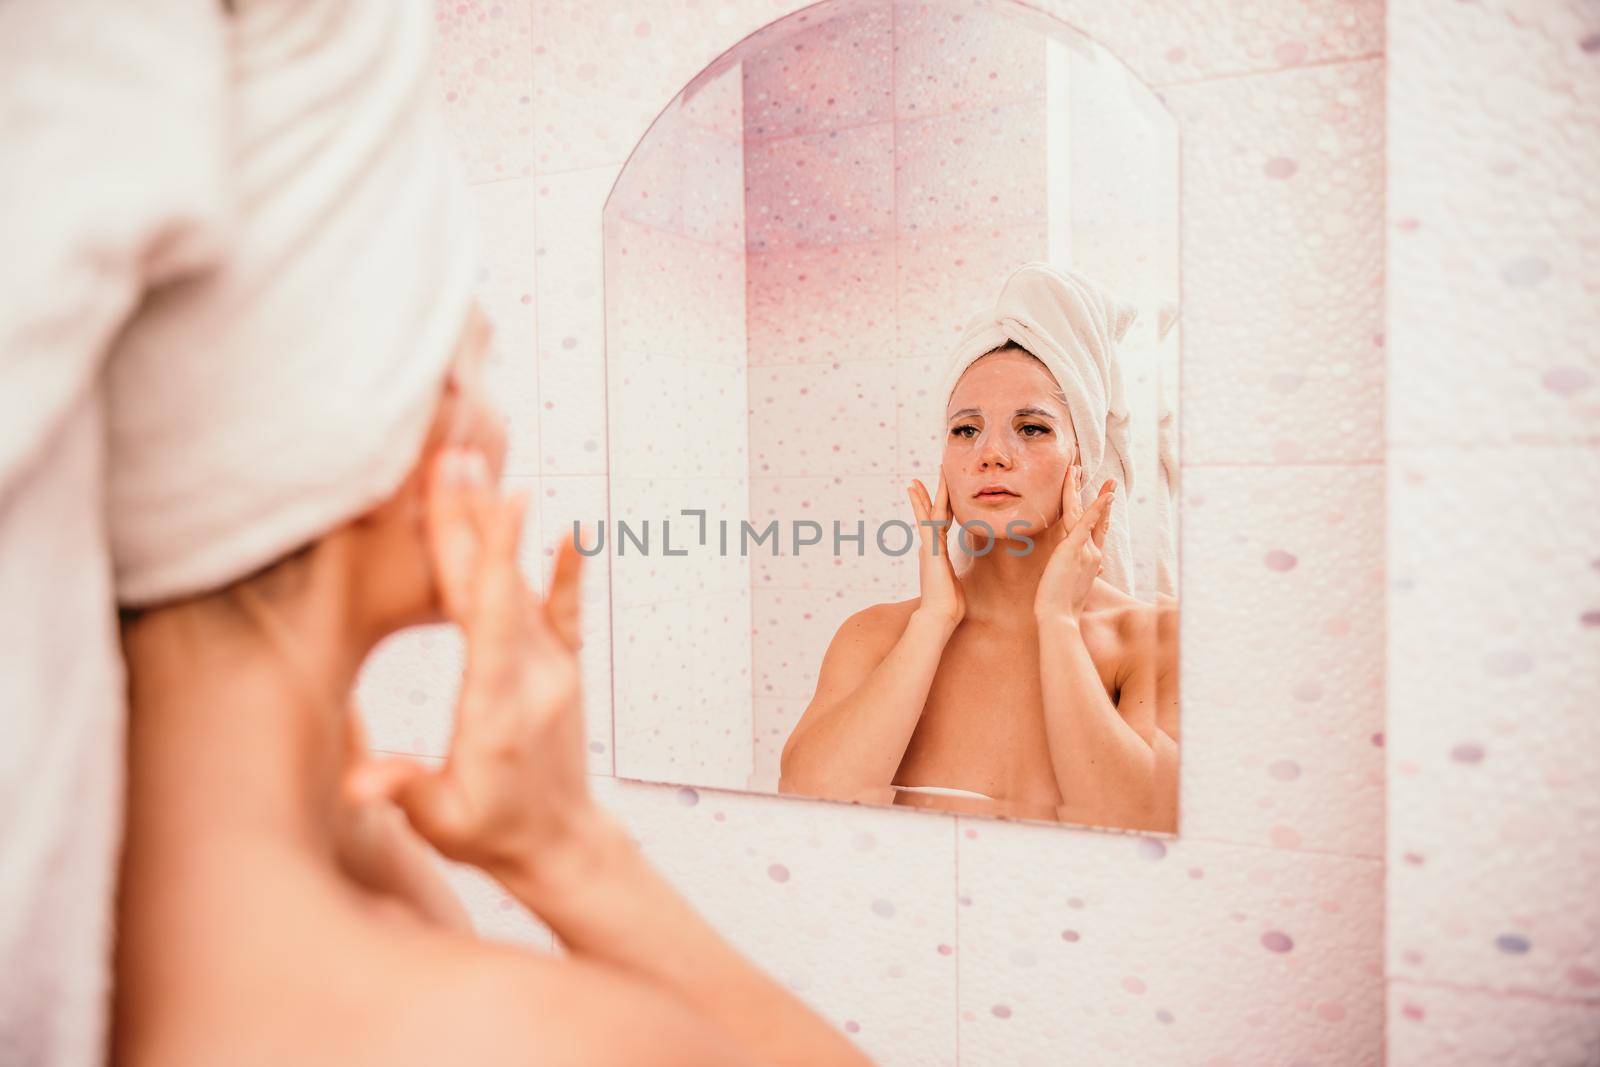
[974,488,1019,500]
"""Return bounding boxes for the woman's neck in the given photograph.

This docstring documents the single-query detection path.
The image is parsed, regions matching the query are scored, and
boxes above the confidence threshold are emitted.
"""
[959,522,1115,624]
[121,538,379,862]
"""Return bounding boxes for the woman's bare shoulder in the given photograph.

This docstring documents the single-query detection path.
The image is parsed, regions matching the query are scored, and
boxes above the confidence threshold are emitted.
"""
[830,596,921,647]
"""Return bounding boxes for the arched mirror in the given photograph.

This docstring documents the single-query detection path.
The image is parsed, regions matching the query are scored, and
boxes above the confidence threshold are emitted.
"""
[598,0,1180,833]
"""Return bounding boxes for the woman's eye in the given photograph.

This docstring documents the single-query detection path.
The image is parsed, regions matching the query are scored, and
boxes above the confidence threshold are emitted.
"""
[1019,423,1051,437]
[950,425,977,439]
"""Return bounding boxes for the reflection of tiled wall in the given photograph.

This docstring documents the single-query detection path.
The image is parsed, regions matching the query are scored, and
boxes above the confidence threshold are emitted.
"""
[606,65,755,792]
[348,1,1417,1064]
[1385,0,1600,1059]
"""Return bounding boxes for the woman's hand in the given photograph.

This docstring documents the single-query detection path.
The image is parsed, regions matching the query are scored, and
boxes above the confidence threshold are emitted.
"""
[332,708,474,931]
[1033,463,1114,622]
[907,472,965,631]
[345,446,601,882]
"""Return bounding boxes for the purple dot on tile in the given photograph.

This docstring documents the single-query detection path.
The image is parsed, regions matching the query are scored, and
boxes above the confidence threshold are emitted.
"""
[1501,257,1551,286]
[1268,759,1302,781]
[1138,837,1167,860]
[587,740,606,753]
[1261,930,1295,953]
[1062,929,1081,942]
[871,898,896,918]
[1401,1002,1426,1021]
[1485,650,1533,677]
[1274,41,1309,64]
[1293,681,1324,703]
[844,1020,860,1034]
[677,786,700,806]
[560,335,579,350]
[937,943,954,956]
[1371,732,1385,747]
[1582,32,1600,53]
[1567,965,1599,987]
[1263,157,1298,180]
[1450,742,1485,764]
[767,863,790,883]
[1581,611,1600,628]
[1156,1008,1175,1024]
[1264,549,1298,572]
[1542,367,1593,396]
[1496,933,1531,955]
[1165,47,1186,63]
[991,1004,1013,1019]
[1067,897,1085,909]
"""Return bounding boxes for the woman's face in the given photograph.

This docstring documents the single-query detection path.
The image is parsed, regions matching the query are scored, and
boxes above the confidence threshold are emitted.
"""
[942,350,1077,542]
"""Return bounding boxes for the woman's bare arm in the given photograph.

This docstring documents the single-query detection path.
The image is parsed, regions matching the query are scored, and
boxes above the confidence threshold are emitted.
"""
[779,475,965,802]
[777,605,954,802]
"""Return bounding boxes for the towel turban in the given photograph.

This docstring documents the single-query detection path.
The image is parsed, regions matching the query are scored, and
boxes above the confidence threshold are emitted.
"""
[937,261,1141,592]
[106,0,479,608]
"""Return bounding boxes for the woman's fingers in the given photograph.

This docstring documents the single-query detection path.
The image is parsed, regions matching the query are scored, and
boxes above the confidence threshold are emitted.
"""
[934,470,951,523]
[543,528,586,652]
[1091,480,1115,549]
[424,448,483,620]
[907,479,930,527]
[1060,463,1084,538]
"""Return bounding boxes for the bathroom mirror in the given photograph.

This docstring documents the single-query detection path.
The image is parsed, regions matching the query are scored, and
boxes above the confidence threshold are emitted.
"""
[599,0,1180,833]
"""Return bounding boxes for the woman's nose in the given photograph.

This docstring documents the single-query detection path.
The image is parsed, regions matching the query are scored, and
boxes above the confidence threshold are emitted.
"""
[978,435,1011,469]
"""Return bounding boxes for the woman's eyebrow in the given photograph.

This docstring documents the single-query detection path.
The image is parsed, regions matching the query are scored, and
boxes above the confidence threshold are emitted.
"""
[1014,406,1056,420]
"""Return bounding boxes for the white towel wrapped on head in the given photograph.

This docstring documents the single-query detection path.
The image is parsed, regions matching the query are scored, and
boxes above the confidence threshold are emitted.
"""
[937,261,1140,594]
[107,0,480,608]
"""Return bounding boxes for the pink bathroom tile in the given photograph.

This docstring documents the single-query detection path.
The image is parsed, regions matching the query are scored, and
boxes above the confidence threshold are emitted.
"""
[748,361,899,477]
[680,124,748,251]
[894,223,1049,366]
[959,824,1384,1065]
[1163,60,1385,466]
[356,624,463,758]
[893,100,1049,239]
[892,1,1048,121]
[472,179,540,479]
[432,0,535,182]
[895,353,949,473]
[1387,446,1600,1000]
[745,122,896,251]
[608,356,691,481]
[751,695,808,792]
[1388,0,1600,449]
[1015,0,1383,87]
[746,240,897,366]
[751,586,867,702]
[678,53,745,142]
[605,214,747,365]
[660,475,756,602]
[442,861,556,952]
[749,475,910,594]
[741,1,893,143]
[682,361,752,478]
[530,0,788,173]
[609,474,699,606]
[535,166,619,477]
[1386,981,1600,1066]
[1178,464,1385,858]
[612,592,753,793]
[587,774,958,1066]
[538,474,615,775]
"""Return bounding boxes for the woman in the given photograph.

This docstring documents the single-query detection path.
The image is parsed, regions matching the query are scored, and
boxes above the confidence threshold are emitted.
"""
[114,304,873,1067]
[777,266,1178,833]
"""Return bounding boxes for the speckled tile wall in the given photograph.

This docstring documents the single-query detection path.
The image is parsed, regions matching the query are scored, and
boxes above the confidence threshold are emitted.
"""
[1384,0,1600,1062]
[352,0,1592,1062]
